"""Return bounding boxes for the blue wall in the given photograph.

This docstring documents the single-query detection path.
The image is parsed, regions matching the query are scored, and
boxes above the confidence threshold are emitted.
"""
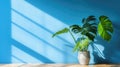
[0,0,120,64]
[0,0,11,63]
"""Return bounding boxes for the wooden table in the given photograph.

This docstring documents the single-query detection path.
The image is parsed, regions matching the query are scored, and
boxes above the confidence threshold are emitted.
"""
[0,64,119,67]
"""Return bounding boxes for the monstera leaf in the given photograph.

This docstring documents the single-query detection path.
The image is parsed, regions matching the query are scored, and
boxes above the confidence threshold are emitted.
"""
[52,15,114,52]
[52,28,69,37]
[70,25,82,33]
[98,16,114,41]
[70,16,97,41]
[81,16,97,41]
[73,38,90,52]
[73,40,81,52]
[82,15,96,24]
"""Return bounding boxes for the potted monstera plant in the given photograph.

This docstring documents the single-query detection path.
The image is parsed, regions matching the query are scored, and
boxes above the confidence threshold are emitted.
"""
[52,15,114,64]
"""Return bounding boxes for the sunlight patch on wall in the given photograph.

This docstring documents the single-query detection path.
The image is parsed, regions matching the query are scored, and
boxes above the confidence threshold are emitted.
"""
[11,23,68,63]
[94,44,105,59]
[12,0,67,32]
[12,45,42,63]
[12,10,73,51]
[12,0,75,47]
[12,0,78,63]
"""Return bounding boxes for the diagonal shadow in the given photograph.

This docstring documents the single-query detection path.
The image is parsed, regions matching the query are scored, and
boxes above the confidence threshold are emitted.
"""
[12,55,27,63]
[12,22,71,55]
[12,8,73,47]
[90,43,108,64]
[14,0,120,64]
[12,39,54,63]
[25,0,85,25]
[90,23,120,64]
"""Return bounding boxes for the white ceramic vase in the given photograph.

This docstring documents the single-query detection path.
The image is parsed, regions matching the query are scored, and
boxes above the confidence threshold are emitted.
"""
[78,51,90,65]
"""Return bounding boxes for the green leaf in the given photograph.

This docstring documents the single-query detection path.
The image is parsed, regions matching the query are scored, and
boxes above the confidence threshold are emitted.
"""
[98,16,114,41]
[70,25,82,33]
[73,38,90,52]
[86,15,96,23]
[99,15,108,22]
[81,15,97,41]
[80,38,90,51]
[85,33,95,41]
[82,18,85,23]
[87,26,97,35]
[82,15,96,24]
[81,24,97,41]
[52,28,69,37]
[73,41,81,52]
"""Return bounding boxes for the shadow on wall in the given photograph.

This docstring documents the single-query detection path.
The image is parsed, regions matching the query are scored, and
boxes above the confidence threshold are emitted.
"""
[11,22,69,63]
[25,0,102,25]
[91,23,120,64]
[12,8,72,46]
[12,0,79,63]
[23,0,120,64]
[11,8,77,63]
[12,39,54,63]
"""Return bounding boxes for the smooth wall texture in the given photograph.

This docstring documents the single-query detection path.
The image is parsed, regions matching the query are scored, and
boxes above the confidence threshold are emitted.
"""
[0,0,11,63]
[1,0,120,64]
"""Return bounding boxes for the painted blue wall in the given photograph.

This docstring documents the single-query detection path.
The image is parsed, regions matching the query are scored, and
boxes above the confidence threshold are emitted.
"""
[0,0,11,63]
[0,0,120,64]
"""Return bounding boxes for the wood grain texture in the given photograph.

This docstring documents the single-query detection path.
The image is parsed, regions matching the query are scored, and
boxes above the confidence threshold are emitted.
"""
[0,64,119,67]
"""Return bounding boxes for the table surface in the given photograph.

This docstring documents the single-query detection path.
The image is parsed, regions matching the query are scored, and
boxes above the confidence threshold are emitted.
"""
[0,64,120,67]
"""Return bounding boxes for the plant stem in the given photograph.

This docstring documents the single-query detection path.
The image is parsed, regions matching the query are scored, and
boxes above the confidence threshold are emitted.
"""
[68,30,77,44]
